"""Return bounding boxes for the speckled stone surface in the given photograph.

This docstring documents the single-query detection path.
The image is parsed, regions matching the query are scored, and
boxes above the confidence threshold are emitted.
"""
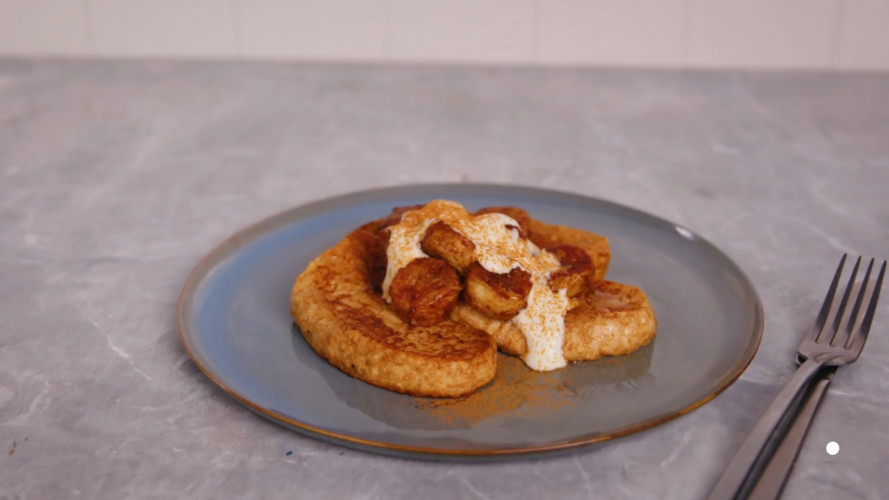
[1,59,887,499]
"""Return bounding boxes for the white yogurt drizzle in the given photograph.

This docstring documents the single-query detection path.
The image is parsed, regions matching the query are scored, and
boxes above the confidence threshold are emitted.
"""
[381,200,569,371]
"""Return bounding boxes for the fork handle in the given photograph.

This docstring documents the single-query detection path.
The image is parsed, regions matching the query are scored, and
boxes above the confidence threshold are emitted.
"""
[707,358,823,500]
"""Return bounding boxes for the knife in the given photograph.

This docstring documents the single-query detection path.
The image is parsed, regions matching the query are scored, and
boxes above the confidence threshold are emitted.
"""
[746,366,837,499]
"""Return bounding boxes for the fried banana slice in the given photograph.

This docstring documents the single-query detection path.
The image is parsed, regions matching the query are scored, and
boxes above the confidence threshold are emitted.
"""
[546,244,594,298]
[291,223,497,397]
[463,263,533,321]
[420,221,476,275]
[389,257,462,326]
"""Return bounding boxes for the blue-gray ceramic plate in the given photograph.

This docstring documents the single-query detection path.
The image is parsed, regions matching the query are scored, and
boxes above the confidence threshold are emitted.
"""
[177,184,763,460]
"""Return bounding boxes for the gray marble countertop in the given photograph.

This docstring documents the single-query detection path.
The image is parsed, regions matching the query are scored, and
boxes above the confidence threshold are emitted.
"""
[2,60,887,499]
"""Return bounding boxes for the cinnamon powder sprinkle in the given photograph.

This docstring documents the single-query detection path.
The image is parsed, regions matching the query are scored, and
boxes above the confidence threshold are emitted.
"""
[411,356,580,426]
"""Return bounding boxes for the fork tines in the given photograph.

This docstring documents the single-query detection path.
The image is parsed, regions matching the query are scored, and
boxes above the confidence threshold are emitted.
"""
[815,255,887,352]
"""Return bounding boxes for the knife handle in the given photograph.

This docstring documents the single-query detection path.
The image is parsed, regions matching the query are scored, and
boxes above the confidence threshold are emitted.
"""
[747,367,836,499]
[707,358,823,500]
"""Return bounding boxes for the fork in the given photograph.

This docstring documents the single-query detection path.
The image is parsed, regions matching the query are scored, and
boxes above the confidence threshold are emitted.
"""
[708,254,887,500]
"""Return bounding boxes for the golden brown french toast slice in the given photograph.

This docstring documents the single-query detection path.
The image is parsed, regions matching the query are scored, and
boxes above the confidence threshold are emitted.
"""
[291,223,497,397]
[527,219,610,280]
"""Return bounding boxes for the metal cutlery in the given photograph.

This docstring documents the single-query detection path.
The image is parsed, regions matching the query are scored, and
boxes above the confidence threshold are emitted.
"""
[747,365,836,499]
[708,255,886,499]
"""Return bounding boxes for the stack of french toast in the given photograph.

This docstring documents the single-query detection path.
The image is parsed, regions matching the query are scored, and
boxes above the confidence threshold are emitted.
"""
[291,200,656,398]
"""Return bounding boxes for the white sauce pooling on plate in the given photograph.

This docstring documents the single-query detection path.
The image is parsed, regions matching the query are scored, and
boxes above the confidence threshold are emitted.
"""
[381,200,569,371]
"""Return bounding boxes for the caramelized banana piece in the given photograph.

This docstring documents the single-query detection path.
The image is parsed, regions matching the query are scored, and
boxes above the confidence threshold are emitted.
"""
[546,244,594,297]
[464,262,532,320]
[420,221,476,275]
[474,206,531,237]
[389,258,462,326]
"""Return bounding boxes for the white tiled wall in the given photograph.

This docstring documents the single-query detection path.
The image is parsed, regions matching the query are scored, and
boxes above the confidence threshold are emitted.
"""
[538,0,686,66]
[388,0,536,63]
[1,0,887,70]
[836,0,889,70]
[685,0,838,68]
[90,0,236,57]
[0,0,91,55]
[240,0,385,60]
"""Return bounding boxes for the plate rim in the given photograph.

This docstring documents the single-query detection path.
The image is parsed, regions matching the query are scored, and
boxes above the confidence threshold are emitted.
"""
[177,182,764,459]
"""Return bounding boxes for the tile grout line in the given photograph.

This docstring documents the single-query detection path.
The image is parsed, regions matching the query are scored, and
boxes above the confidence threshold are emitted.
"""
[532,0,540,64]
